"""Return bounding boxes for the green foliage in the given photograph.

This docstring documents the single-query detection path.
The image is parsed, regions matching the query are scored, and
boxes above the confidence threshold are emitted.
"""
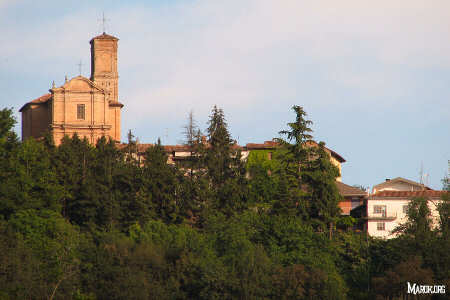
[393,197,434,249]
[0,138,64,219]
[143,139,181,224]
[0,105,448,299]
[205,106,248,216]
[246,149,281,171]
[303,142,342,234]
[0,209,82,299]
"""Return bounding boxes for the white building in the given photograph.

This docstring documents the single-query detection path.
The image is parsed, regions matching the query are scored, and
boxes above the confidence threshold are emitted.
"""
[367,178,446,239]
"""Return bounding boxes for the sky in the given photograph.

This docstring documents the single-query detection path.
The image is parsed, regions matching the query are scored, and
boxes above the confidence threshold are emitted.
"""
[1,0,449,190]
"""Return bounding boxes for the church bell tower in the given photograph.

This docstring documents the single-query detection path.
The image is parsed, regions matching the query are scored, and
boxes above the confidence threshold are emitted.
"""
[90,33,119,103]
[90,32,122,142]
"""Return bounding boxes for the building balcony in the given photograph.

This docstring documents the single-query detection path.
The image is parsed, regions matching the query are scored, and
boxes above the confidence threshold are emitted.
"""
[366,212,397,220]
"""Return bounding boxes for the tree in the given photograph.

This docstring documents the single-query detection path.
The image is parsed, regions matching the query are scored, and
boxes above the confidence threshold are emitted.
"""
[205,106,234,187]
[276,105,313,174]
[273,106,314,218]
[205,106,247,215]
[53,134,98,227]
[371,256,434,300]
[143,139,181,224]
[8,209,82,299]
[443,160,450,191]
[303,142,342,238]
[393,197,434,247]
[0,137,64,219]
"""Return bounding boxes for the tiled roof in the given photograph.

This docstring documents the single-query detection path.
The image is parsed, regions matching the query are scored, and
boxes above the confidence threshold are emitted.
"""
[336,182,367,197]
[163,145,192,152]
[90,33,119,43]
[371,190,448,198]
[19,93,52,112]
[373,177,431,190]
[119,142,245,154]
[246,141,279,149]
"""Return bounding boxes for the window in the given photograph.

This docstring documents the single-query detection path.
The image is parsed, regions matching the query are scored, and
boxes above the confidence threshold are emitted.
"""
[373,205,386,214]
[377,222,385,231]
[403,205,408,214]
[77,104,85,120]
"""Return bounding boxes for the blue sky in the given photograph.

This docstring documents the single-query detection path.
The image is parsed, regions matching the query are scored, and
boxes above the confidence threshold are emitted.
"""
[1,0,449,189]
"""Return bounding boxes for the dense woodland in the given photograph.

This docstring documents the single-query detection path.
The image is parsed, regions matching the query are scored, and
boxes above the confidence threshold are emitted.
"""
[0,106,448,300]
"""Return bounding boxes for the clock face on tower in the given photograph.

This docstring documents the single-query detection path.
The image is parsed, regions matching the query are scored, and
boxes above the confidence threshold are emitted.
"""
[96,52,112,73]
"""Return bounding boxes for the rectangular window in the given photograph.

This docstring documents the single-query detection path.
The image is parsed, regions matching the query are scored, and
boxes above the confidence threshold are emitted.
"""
[373,205,386,214]
[377,222,385,231]
[403,205,408,214]
[77,104,85,120]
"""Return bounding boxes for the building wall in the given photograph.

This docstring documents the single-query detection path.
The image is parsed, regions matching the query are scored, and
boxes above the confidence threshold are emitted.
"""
[367,198,441,239]
[330,155,342,182]
[339,196,364,215]
[51,77,110,145]
[21,34,122,145]
[373,181,424,193]
[21,104,51,140]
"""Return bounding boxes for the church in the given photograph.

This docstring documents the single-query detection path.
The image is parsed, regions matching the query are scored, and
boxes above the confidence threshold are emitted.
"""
[19,32,123,145]
[19,31,367,220]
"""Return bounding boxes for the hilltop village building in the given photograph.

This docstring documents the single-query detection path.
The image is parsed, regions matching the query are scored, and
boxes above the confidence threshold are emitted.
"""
[18,32,366,220]
[367,177,445,239]
[21,32,449,237]
[125,139,367,217]
[19,33,123,145]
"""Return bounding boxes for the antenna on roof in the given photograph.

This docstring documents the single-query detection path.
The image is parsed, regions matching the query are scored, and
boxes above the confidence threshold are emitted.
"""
[419,161,424,185]
[98,12,110,34]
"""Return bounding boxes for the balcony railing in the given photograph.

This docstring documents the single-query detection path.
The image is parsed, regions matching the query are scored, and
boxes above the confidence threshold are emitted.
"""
[367,212,397,220]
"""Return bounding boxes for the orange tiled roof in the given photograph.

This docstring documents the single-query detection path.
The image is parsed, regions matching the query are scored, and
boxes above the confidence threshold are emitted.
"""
[372,190,447,198]
[245,140,278,149]
[163,145,192,152]
[19,93,52,112]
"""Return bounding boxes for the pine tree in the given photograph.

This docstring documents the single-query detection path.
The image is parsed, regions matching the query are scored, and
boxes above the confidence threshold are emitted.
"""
[143,139,180,224]
[205,106,247,215]
[206,106,234,187]
[277,105,313,175]
[274,105,313,217]
[53,134,98,227]
[303,142,342,238]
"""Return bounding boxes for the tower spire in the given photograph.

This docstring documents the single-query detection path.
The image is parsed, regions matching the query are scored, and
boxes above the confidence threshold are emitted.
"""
[98,12,110,34]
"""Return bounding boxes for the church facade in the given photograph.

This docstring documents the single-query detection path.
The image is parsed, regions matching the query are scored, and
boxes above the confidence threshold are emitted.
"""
[19,33,123,145]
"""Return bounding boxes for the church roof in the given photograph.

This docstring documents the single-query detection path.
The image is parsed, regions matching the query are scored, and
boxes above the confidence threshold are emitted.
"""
[19,93,52,112]
[90,32,119,43]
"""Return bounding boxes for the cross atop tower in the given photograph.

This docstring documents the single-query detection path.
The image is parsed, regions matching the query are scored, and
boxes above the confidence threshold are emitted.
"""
[77,60,83,76]
[98,12,110,34]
